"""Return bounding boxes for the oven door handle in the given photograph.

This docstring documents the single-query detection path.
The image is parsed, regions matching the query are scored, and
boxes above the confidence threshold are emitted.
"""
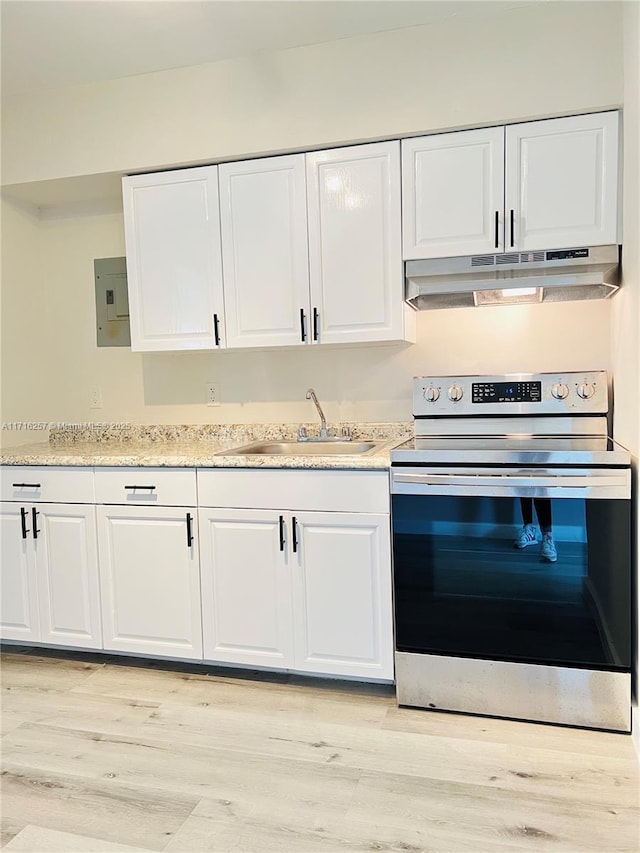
[393,473,622,488]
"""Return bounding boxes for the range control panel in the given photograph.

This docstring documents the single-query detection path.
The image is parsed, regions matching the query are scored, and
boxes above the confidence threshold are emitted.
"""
[413,371,608,417]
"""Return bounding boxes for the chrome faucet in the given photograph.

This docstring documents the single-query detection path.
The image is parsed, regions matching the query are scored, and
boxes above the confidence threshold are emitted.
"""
[306,388,328,439]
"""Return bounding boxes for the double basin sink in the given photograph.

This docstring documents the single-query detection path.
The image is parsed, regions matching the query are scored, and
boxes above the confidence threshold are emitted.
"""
[219,440,383,457]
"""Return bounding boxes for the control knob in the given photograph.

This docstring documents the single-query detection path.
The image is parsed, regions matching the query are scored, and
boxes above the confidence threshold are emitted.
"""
[551,382,569,400]
[577,382,595,400]
[448,384,464,402]
[423,386,440,403]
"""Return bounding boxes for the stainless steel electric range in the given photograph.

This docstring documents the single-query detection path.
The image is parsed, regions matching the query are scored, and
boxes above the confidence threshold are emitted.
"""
[390,371,632,731]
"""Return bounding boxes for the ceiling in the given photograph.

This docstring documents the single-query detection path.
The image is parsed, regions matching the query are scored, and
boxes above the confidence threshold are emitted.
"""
[1,0,520,97]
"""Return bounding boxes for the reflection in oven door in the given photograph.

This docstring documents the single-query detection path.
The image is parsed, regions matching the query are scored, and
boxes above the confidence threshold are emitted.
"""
[392,493,631,671]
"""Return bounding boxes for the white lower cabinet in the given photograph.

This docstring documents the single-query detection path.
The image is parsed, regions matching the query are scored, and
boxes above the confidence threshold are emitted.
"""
[0,502,102,648]
[97,505,203,659]
[197,470,394,681]
[291,512,392,679]
[198,509,294,668]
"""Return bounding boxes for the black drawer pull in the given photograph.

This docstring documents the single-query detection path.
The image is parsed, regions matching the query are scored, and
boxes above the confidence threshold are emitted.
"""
[300,308,306,342]
[292,516,299,553]
[186,513,194,548]
[20,507,29,540]
[124,485,156,491]
[213,313,221,346]
[312,308,319,342]
[494,210,499,249]
[32,508,40,539]
[510,209,515,247]
[279,515,285,551]
[13,483,41,489]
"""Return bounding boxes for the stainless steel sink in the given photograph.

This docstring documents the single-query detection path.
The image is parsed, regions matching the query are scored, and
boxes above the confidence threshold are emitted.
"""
[218,440,383,456]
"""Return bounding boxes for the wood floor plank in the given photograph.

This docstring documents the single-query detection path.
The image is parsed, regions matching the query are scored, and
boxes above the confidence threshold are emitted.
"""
[383,705,638,760]
[1,722,361,826]
[345,768,639,852]
[0,764,198,851]
[1,654,101,693]
[128,700,639,809]
[2,686,159,737]
[3,825,156,852]
[71,664,393,726]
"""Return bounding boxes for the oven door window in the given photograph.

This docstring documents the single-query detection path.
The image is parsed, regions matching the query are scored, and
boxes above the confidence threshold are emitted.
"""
[392,495,631,670]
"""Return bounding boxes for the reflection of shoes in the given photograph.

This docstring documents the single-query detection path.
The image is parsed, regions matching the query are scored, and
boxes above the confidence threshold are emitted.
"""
[540,534,557,563]
[514,524,539,549]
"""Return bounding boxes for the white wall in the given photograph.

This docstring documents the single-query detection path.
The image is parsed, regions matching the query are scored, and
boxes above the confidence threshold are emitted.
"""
[0,201,54,447]
[1,2,623,189]
[612,0,640,757]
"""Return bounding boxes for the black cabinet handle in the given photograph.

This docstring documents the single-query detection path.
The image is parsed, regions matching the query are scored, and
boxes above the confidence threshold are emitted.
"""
[32,508,40,539]
[13,483,41,489]
[20,507,29,540]
[300,309,306,342]
[312,308,319,342]
[124,485,156,491]
[494,211,499,249]
[510,209,515,247]
[292,516,299,553]
[279,515,285,551]
[213,313,221,346]
[186,513,194,548]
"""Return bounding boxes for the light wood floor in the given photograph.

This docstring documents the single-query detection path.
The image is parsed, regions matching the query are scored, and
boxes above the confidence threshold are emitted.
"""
[1,651,638,853]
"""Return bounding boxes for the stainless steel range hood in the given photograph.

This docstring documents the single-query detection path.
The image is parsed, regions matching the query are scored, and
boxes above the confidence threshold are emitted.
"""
[405,245,620,310]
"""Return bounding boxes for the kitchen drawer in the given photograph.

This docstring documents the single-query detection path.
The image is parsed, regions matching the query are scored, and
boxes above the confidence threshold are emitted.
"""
[94,467,197,507]
[1,466,95,504]
[197,469,389,513]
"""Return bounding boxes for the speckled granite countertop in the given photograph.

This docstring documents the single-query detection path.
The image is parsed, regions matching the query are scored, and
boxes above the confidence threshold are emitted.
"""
[0,423,411,470]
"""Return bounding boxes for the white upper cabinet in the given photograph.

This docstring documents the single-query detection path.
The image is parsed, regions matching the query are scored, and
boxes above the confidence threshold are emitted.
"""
[402,127,506,259]
[505,112,620,252]
[402,111,620,259]
[307,141,408,344]
[219,155,310,348]
[123,167,225,351]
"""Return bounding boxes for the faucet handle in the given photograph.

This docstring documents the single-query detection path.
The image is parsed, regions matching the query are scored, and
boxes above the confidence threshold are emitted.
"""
[341,426,351,439]
[298,427,308,441]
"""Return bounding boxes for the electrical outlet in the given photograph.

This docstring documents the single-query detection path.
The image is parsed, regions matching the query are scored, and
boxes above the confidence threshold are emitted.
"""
[206,382,220,407]
[89,386,103,409]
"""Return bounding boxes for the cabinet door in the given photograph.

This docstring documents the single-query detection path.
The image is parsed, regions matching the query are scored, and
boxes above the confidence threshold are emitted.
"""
[307,142,405,344]
[199,508,293,668]
[291,512,393,680]
[97,506,202,659]
[35,504,102,649]
[402,127,505,260]
[505,112,619,252]
[0,505,39,642]
[219,155,310,348]
[123,167,225,351]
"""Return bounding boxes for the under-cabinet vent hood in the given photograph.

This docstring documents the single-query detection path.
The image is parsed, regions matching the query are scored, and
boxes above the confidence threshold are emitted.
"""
[405,245,620,310]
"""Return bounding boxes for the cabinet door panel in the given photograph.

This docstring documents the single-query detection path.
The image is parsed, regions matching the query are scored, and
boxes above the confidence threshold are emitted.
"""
[0,505,39,642]
[402,127,505,259]
[123,167,224,351]
[307,142,404,343]
[97,506,202,658]
[505,112,619,251]
[292,512,393,679]
[36,504,102,649]
[219,156,309,348]
[199,509,293,668]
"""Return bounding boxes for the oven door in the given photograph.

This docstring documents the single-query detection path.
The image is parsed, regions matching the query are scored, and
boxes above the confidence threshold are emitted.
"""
[391,466,631,671]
